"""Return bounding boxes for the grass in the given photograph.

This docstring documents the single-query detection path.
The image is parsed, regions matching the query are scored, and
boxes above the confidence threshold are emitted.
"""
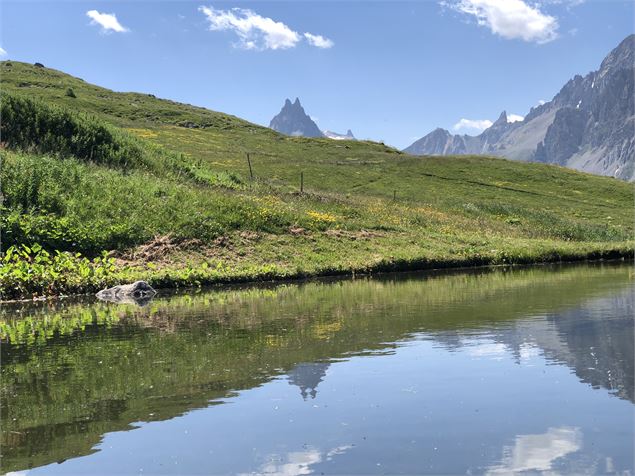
[0,60,633,300]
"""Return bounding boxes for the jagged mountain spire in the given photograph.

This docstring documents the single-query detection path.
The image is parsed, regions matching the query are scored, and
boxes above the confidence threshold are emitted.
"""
[269,98,323,138]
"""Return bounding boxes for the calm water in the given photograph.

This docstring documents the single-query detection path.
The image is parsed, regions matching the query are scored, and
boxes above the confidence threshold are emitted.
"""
[1,263,633,475]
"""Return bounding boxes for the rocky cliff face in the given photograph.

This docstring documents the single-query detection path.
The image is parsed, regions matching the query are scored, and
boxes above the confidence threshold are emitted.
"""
[405,34,635,181]
[269,98,323,138]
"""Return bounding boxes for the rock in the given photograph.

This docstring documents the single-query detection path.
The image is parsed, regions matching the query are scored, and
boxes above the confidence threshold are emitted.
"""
[96,280,157,306]
[34,62,44,68]
[177,121,200,129]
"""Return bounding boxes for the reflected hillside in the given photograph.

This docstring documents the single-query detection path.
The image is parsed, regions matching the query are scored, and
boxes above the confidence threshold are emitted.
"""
[433,286,634,403]
[549,290,634,401]
[505,289,634,402]
[0,263,632,473]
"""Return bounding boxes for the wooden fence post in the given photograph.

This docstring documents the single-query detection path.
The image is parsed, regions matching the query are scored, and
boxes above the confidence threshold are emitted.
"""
[247,153,254,180]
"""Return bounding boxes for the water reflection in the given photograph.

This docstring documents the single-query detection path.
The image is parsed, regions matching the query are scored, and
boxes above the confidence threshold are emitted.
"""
[488,427,582,474]
[468,288,634,402]
[287,362,330,400]
[246,445,354,476]
[1,262,633,475]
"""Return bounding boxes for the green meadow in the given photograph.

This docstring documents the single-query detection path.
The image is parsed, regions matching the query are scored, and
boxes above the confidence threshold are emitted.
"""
[1,61,633,299]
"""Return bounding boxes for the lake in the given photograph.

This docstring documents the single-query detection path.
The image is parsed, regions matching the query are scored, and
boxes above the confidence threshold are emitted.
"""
[1,262,633,475]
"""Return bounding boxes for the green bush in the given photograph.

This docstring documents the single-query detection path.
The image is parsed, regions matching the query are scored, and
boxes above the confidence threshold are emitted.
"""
[0,92,145,168]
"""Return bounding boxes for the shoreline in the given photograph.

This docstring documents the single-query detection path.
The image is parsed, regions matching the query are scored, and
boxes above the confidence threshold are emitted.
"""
[2,245,632,304]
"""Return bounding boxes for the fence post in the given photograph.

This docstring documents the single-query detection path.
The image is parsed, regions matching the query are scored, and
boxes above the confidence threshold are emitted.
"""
[247,153,254,180]
[300,171,304,194]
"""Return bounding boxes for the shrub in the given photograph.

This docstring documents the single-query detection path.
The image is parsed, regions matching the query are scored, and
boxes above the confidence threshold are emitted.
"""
[0,92,145,168]
[0,244,117,299]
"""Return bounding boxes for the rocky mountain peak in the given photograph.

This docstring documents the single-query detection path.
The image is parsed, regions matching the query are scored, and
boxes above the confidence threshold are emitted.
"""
[269,98,323,138]
[494,110,508,126]
[599,34,634,76]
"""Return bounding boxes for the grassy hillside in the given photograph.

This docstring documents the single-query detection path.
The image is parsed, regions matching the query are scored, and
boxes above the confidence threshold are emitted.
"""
[0,60,633,299]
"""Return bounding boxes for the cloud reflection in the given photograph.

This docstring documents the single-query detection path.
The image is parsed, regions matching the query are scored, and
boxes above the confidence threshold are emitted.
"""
[488,426,582,474]
[247,445,353,476]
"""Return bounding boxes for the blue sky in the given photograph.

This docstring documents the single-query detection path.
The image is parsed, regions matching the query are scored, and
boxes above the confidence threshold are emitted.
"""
[1,0,633,148]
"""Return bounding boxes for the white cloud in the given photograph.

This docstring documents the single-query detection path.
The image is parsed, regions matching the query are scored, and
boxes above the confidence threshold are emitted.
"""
[199,6,298,50]
[86,10,129,33]
[199,6,333,51]
[453,118,493,132]
[444,0,559,44]
[0,47,7,58]
[507,113,524,122]
[304,32,334,49]
[544,0,585,6]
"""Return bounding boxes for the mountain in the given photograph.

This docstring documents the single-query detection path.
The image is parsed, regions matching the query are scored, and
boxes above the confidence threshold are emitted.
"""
[269,98,356,140]
[405,34,635,181]
[269,98,323,138]
[323,129,356,141]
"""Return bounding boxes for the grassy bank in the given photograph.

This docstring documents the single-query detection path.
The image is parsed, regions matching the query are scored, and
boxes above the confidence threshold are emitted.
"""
[0,61,633,300]
[2,232,631,301]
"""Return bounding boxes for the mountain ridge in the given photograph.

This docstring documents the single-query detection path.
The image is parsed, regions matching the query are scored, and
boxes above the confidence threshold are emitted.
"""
[405,34,635,181]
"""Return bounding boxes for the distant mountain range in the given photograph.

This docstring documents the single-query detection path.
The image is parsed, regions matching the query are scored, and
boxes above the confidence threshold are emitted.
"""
[323,129,356,141]
[405,34,635,181]
[269,98,356,141]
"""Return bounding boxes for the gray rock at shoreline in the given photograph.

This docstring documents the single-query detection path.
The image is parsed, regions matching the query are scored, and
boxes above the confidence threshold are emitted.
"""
[96,281,157,306]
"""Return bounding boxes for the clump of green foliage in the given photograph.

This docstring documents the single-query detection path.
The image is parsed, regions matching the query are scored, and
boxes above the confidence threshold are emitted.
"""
[1,92,145,168]
[0,244,117,298]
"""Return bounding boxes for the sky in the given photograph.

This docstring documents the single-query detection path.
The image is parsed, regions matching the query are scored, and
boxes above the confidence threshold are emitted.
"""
[1,0,633,148]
